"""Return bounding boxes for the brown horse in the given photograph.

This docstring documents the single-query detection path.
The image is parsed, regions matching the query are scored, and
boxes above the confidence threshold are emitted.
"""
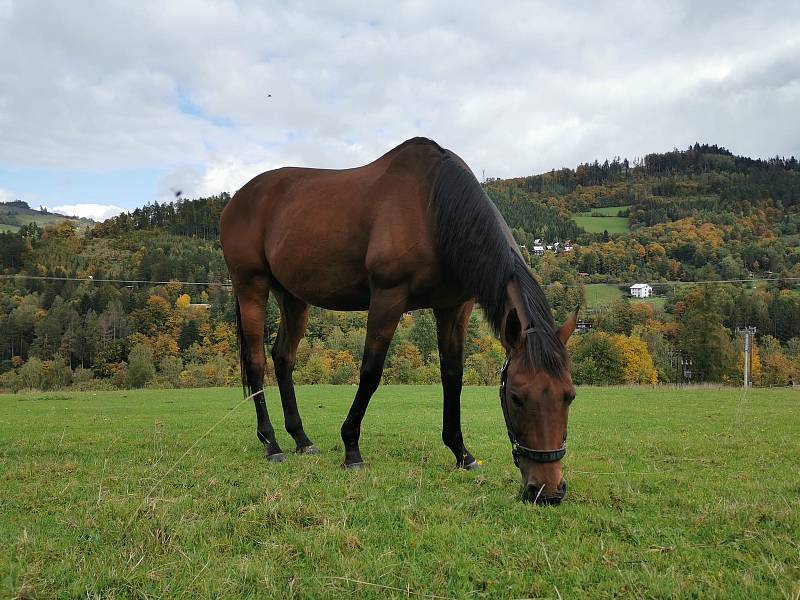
[220,137,577,504]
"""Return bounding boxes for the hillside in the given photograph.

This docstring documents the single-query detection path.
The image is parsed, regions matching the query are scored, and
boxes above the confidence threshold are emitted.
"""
[0,200,95,231]
[0,144,798,391]
[484,143,800,286]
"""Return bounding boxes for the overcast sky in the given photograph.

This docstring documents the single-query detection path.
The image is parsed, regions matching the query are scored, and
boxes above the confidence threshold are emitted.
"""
[1,1,798,221]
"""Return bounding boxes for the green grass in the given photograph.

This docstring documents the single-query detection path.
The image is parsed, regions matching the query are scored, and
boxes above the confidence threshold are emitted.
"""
[584,284,667,310]
[2,386,799,598]
[632,296,667,310]
[572,215,630,234]
[585,284,623,307]
[572,205,631,234]
[0,223,20,233]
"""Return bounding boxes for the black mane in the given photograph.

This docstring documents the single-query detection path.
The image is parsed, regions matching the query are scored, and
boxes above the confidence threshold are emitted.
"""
[429,149,567,376]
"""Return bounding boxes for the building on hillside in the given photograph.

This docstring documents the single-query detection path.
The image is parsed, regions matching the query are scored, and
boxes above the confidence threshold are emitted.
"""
[563,240,574,252]
[629,283,652,298]
[532,245,545,256]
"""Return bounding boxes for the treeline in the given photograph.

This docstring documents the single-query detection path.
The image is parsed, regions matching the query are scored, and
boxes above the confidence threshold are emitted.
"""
[91,193,231,239]
[497,143,800,196]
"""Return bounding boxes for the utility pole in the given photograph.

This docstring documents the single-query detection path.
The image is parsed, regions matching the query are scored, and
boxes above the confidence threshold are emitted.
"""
[737,326,757,388]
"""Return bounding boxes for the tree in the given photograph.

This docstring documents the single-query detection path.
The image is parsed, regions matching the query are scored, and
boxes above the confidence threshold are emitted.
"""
[408,310,438,364]
[677,287,738,382]
[19,357,45,390]
[0,232,26,268]
[330,350,358,384]
[126,343,155,388]
[612,335,658,384]
[386,341,424,384]
[569,332,625,385]
[159,355,183,383]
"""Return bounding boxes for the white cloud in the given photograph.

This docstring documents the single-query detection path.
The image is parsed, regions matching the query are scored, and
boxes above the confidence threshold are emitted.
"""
[0,0,798,204]
[0,187,15,203]
[50,203,125,221]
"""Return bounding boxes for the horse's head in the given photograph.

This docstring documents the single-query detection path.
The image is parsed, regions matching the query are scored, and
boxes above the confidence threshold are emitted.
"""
[500,307,577,505]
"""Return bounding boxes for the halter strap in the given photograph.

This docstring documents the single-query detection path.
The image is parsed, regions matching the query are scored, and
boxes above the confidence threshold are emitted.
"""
[499,357,567,466]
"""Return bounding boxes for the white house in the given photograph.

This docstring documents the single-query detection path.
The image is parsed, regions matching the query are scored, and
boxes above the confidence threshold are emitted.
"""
[532,245,545,256]
[630,283,652,298]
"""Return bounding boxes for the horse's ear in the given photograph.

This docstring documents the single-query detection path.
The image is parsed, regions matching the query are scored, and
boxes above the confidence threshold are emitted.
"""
[557,306,580,344]
[501,308,523,351]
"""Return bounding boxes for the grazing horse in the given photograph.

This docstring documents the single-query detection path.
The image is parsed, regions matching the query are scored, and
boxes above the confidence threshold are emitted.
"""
[220,137,577,504]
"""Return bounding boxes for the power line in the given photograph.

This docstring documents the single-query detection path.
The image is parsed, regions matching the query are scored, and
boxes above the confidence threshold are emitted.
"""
[0,273,797,289]
[548,276,800,289]
[0,274,229,286]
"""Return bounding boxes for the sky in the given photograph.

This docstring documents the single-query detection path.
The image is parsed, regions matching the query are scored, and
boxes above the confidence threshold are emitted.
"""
[1,1,798,221]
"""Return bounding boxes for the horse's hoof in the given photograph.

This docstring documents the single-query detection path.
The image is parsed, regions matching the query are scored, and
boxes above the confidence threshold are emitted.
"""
[297,445,320,455]
[462,460,481,471]
[343,461,365,470]
[266,452,286,463]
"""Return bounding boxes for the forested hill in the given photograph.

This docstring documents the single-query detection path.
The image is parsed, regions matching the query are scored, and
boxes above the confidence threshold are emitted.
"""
[483,143,800,284]
[1,143,798,391]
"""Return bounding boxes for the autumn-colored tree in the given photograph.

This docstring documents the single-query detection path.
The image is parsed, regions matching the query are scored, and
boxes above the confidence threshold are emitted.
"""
[569,332,625,385]
[611,334,658,384]
[330,350,359,384]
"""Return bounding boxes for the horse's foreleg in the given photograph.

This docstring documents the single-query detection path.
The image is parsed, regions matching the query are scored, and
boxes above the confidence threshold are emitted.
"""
[237,280,285,462]
[435,302,479,469]
[340,286,406,468]
[271,291,317,454]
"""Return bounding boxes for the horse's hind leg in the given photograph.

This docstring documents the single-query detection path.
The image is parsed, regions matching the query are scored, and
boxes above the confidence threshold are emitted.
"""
[236,277,285,462]
[435,302,479,470]
[271,290,317,454]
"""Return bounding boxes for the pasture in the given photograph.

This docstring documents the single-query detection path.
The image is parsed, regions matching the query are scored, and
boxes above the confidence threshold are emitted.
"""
[584,283,666,310]
[584,284,623,307]
[2,386,798,598]
[571,205,631,234]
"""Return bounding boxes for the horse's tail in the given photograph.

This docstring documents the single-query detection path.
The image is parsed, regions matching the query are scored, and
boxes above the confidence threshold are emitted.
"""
[234,294,252,398]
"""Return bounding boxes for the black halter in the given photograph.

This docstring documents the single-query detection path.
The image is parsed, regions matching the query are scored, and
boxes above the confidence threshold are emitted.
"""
[499,327,567,467]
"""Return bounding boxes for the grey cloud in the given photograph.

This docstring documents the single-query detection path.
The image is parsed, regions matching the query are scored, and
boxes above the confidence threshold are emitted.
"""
[0,0,798,203]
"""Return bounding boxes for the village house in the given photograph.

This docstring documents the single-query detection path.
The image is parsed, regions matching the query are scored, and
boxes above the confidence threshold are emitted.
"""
[630,283,653,298]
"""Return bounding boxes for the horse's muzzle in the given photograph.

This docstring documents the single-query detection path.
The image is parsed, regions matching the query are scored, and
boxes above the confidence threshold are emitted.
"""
[523,479,568,505]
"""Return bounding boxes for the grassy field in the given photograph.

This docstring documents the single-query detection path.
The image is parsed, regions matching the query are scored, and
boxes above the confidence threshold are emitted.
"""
[584,284,667,310]
[0,223,20,233]
[584,284,623,307]
[2,386,798,598]
[571,205,631,235]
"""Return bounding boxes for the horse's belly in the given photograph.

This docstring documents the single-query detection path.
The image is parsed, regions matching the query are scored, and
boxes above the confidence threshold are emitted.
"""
[270,255,371,310]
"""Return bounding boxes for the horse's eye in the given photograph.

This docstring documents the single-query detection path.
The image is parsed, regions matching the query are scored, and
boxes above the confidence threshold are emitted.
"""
[511,393,524,407]
[565,392,576,405]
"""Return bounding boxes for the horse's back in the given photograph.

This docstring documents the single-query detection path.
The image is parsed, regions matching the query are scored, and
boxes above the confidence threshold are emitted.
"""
[221,139,449,309]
